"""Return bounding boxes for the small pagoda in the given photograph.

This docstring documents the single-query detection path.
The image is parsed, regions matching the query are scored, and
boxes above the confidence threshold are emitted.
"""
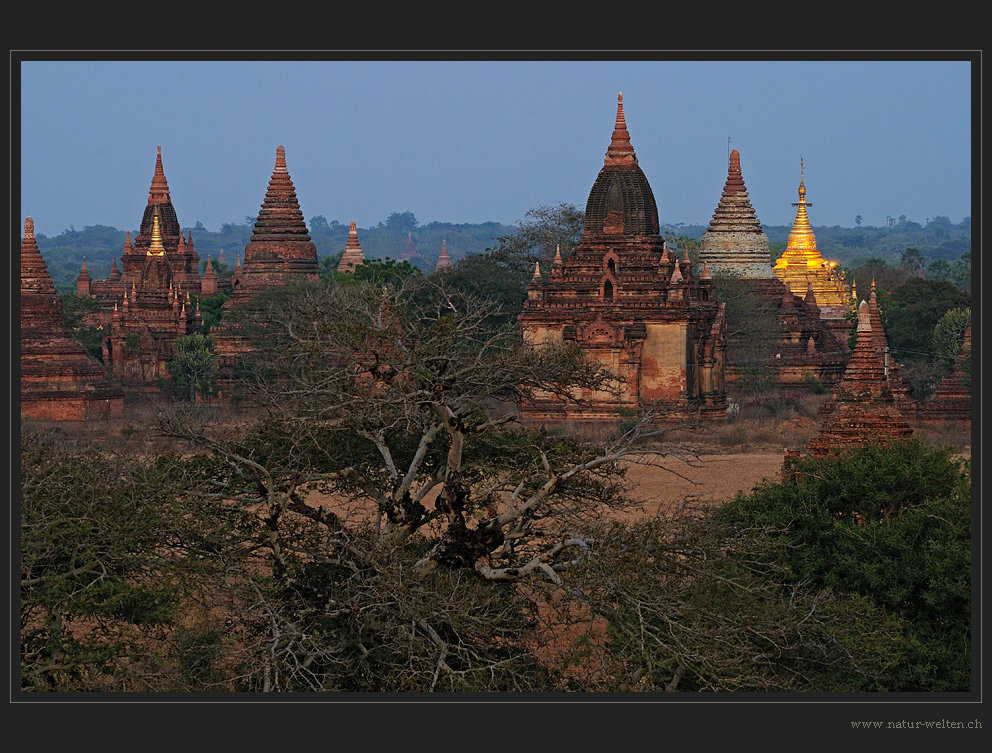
[805,300,913,457]
[699,148,774,279]
[397,232,420,263]
[434,240,453,273]
[922,318,972,423]
[336,221,367,274]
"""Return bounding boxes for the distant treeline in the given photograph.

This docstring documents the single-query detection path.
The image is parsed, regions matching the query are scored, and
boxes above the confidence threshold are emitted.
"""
[33,210,970,293]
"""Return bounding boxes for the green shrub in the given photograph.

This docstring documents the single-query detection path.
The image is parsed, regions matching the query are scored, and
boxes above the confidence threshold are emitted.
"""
[715,439,971,691]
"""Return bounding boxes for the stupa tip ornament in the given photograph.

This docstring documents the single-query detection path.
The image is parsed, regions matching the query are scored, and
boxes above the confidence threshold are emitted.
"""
[148,145,171,204]
[604,92,637,167]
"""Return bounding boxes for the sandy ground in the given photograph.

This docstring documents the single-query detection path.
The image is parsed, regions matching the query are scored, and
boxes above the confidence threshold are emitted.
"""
[307,451,787,527]
[617,452,785,515]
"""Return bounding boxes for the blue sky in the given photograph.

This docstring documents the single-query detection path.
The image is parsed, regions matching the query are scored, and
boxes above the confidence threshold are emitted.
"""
[17,55,974,239]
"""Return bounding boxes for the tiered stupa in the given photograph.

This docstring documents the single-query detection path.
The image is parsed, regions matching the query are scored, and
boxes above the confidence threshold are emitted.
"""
[336,221,367,274]
[211,146,319,400]
[103,207,204,389]
[398,232,420,263]
[519,94,728,425]
[772,162,852,342]
[866,283,915,415]
[819,281,915,418]
[77,146,208,320]
[922,318,972,423]
[434,240,453,272]
[805,300,913,457]
[699,149,848,392]
[699,149,773,279]
[226,145,319,301]
[20,217,124,421]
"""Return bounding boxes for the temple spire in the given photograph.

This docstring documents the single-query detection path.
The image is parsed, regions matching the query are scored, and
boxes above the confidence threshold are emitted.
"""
[147,145,171,204]
[21,217,57,296]
[604,92,637,167]
[787,159,817,252]
[434,239,453,272]
[248,145,312,240]
[698,148,772,278]
[337,220,367,274]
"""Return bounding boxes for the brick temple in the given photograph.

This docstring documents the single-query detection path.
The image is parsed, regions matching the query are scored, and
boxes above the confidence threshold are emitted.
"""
[20,217,124,421]
[103,208,204,389]
[805,299,913,457]
[211,145,319,398]
[77,146,209,310]
[699,149,848,392]
[223,146,319,300]
[519,94,728,425]
[71,146,215,390]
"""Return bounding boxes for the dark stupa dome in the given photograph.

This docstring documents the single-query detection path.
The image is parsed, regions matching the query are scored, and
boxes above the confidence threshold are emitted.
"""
[136,146,183,250]
[582,93,660,238]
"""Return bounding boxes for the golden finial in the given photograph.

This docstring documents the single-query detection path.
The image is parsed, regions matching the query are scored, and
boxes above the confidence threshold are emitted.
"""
[148,207,166,256]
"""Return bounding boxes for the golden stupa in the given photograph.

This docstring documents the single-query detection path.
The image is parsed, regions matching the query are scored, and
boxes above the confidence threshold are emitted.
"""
[772,161,850,309]
[146,207,166,256]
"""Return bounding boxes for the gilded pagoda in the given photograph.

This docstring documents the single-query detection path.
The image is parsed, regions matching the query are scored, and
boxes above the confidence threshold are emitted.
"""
[772,162,852,340]
[699,149,849,391]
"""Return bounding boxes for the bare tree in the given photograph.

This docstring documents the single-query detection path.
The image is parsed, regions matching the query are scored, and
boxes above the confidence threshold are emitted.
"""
[153,275,713,690]
[162,276,687,580]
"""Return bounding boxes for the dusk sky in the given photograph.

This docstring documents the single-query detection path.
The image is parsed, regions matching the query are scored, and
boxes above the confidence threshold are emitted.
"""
[17,55,974,240]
